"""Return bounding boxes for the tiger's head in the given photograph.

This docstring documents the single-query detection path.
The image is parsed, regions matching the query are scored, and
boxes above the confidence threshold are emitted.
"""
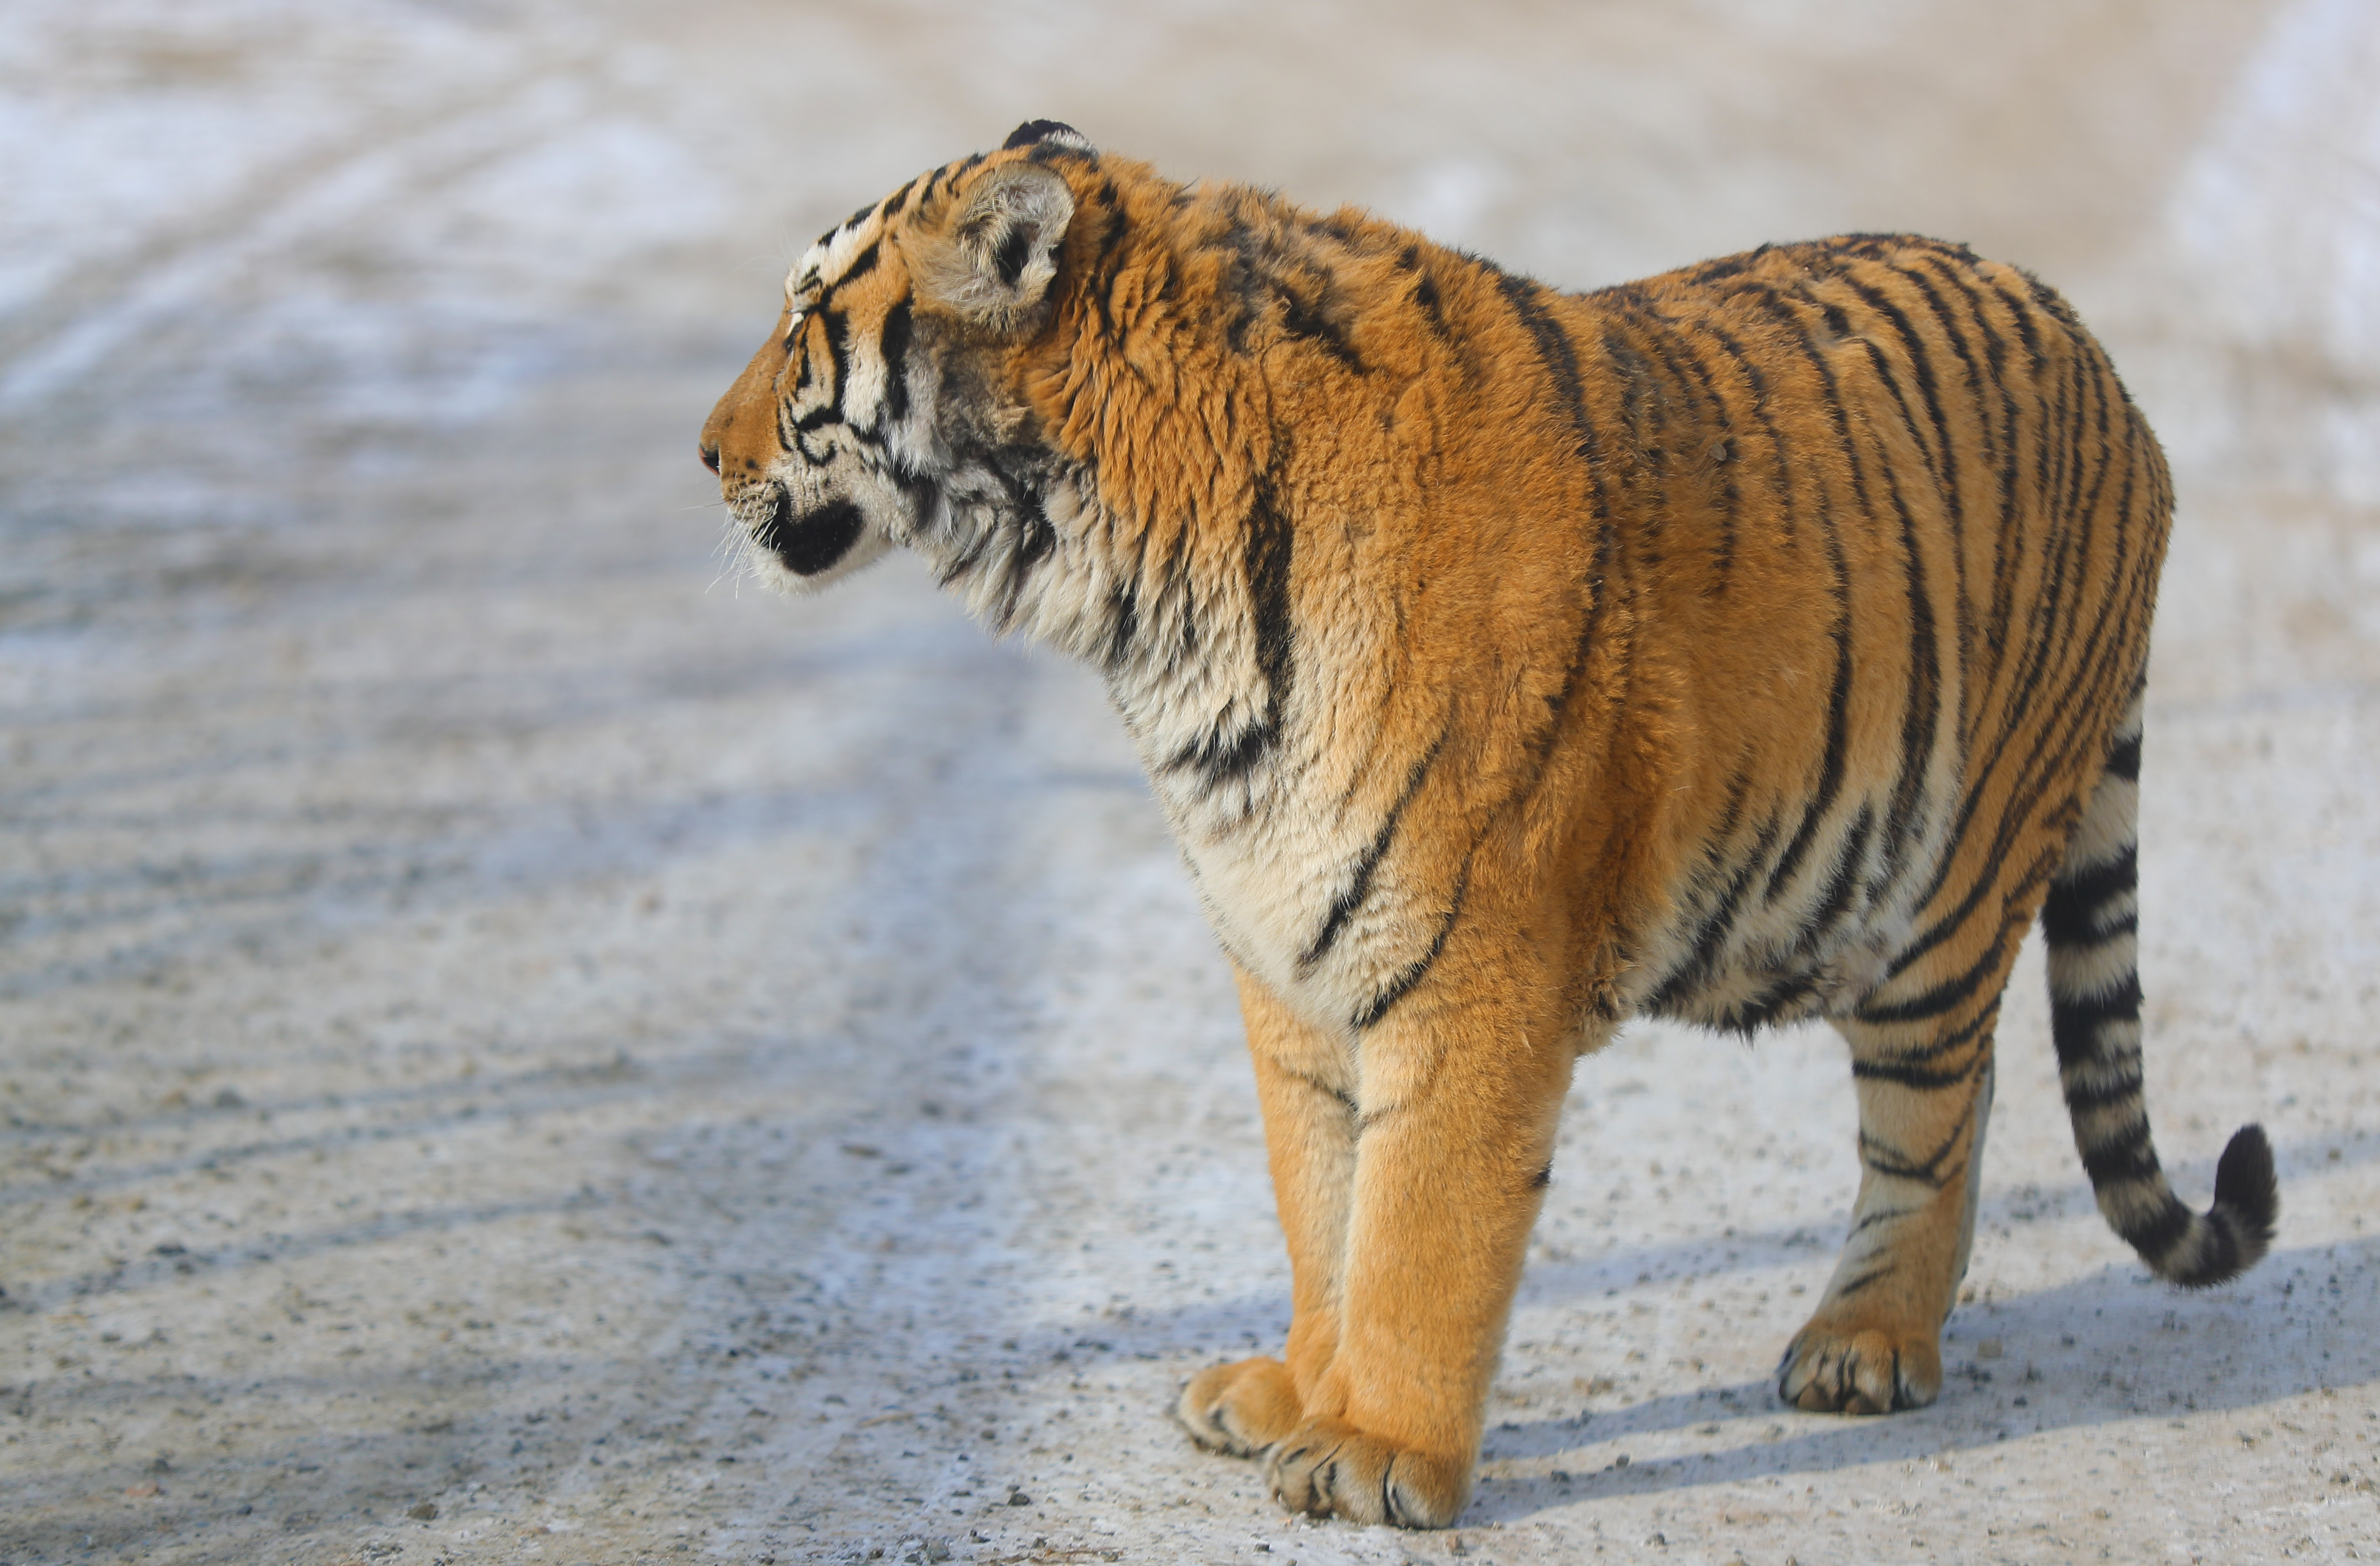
[699,120,1095,602]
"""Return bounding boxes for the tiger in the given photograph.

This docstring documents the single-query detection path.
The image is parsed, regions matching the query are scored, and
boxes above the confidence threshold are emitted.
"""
[699,120,2278,1529]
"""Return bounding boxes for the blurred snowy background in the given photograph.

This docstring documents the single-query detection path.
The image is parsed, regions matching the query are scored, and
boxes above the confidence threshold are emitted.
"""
[3,3,2377,1563]
[4,0,2375,539]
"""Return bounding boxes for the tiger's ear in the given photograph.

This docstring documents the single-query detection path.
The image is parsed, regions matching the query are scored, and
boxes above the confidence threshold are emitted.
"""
[918,162,1076,332]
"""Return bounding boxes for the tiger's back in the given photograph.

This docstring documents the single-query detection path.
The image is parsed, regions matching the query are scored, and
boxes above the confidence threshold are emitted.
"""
[700,125,2273,1529]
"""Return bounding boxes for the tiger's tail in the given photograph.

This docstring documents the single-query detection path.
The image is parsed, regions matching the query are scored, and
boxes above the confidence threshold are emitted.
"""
[2042,688,2277,1287]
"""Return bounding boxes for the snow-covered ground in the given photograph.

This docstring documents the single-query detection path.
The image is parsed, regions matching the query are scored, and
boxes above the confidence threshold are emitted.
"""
[2,3,2374,1563]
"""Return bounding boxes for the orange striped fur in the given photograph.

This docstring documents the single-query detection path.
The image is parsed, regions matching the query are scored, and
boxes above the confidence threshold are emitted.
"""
[701,122,2276,1528]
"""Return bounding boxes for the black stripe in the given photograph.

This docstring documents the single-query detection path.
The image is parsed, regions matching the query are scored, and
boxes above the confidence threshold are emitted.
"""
[1862,1004,1994,1073]
[1410,264,1450,342]
[2059,1066,2145,1112]
[1642,312,1743,595]
[1278,292,1365,373]
[1897,259,1995,716]
[2040,845,2136,946]
[1300,732,1447,972]
[1353,855,1474,1031]
[1851,1051,1986,1090]
[1862,884,2046,1024]
[1875,436,1944,885]
[1762,579,1852,900]
[2078,1133,2162,1188]
[1102,579,1140,674]
[1859,1120,1969,1187]
[1799,805,1875,954]
[822,308,850,416]
[1644,806,1779,1014]
[1845,271,1960,493]
[836,238,882,288]
[1724,281,1857,903]
[1850,1203,1919,1235]
[2077,910,2138,946]
[1168,714,1272,785]
[1824,279,1952,889]
[1831,1264,1892,1300]
[789,312,816,396]
[1278,1067,1357,1118]
[1492,272,1611,478]
[1886,319,2138,983]
[2121,1196,2198,1268]
[1163,475,1295,788]
[878,297,914,426]
[1216,215,1265,355]
[979,449,1060,632]
[1610,295,1736,585]
[2103,728,2142,783]
[1998,273,2048,372]
[1089,180,1128,338]
[1919,255,2023,704]
[1694,315,1802,546]
[1247,472,1297,718]
[1477,271,1625,819]
[1684,245,1767,285]
[774,362,800,454]
[1715,974,1822,1034]
[1157,512,1198,670]
[934,478,1004,585]
[2048,975,2142,1070]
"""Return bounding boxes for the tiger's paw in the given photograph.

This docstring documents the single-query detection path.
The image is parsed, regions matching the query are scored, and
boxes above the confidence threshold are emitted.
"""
[1176,1358,1304,1459]
[1776,1318,1941,1415]
[1264,1419,1470,1529]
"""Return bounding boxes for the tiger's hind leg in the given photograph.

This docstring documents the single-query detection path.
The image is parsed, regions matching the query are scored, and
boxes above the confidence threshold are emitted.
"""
[1778,981,2011,1415]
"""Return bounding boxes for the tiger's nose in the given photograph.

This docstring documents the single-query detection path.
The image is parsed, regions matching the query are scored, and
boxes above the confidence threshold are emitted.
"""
[699,439,721,474]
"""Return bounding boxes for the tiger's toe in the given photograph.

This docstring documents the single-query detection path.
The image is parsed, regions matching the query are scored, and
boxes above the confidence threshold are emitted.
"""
[1176,1357,1303,1459]
[1777,1322,1941,1415]
[1264,1419,1469,1529]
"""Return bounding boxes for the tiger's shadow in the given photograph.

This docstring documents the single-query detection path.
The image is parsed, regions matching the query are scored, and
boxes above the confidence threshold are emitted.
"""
[1458,1234,2377,1522]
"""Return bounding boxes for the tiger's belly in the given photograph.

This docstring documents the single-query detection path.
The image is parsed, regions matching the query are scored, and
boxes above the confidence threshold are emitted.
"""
[1624,778,1946,1034]
[1165,726,1952,1041]
[1634,917,1903,1033]
[1186,813,1918,1042]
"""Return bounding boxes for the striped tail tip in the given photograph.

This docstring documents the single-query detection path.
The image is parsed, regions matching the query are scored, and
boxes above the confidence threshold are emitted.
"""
[2142,1123,2277,1288]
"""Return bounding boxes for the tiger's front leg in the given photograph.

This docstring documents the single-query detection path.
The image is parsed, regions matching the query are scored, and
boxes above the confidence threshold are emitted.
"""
[1177,967,1360,1458]
[1253,966,1579,1528]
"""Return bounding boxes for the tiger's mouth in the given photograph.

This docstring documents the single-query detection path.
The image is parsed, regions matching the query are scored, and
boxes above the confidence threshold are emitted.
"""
[752,487,868,576]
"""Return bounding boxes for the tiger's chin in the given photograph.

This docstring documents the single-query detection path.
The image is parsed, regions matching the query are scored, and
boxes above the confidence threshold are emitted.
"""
[734,488,898,595]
